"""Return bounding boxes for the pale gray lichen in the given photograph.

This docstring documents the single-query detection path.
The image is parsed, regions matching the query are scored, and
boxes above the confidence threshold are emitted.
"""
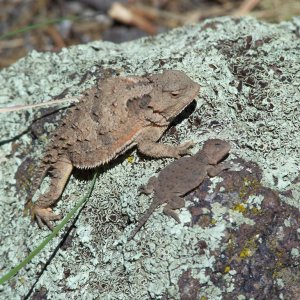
[0,16,300,299]
[247,194,264,208]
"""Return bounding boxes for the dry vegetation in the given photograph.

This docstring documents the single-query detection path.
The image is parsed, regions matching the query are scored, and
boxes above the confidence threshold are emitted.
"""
[0,0,299,68]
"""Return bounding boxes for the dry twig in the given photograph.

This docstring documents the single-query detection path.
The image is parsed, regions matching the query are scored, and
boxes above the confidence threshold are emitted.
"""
[233,0,261,17]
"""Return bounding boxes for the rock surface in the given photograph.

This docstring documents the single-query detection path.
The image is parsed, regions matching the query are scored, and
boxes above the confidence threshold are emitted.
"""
[0,16,300,299]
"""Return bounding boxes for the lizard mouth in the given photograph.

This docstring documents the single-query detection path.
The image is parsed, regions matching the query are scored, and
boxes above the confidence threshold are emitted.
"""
[157,113,170,126]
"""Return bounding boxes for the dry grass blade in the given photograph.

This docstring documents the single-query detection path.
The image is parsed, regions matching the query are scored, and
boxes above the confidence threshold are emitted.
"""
[0,97,79,113]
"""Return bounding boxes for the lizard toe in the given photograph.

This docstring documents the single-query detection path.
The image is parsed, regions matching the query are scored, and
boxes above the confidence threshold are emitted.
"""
[177,141,195,156]
[31,206,62,230]
[138,185,152,195]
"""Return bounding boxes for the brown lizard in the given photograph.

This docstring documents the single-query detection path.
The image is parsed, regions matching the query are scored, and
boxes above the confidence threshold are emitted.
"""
[129,139,231,240]
[25,70,200,229]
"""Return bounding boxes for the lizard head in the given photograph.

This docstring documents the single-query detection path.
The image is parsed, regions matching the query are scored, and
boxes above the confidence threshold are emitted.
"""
[201,139,231,165]
[147,70,200,123]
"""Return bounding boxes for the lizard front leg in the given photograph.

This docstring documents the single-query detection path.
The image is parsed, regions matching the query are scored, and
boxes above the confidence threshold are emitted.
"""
[29,157,73,229]
[136,126,194,158]
[207,162,231,177]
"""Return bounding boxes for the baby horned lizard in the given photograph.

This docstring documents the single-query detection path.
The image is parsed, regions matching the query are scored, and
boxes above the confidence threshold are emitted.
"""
[129,139,231,240]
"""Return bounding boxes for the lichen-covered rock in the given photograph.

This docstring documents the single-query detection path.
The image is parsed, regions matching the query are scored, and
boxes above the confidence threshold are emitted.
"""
[0,16,300,299]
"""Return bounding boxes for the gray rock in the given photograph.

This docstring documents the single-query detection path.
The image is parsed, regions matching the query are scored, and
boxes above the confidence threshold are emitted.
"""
[0,17,300,299]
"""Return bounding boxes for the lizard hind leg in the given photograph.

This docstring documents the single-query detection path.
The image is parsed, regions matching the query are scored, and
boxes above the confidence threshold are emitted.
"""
[139,176,158,195]
[163,196,185,223]
[30,157,73,230]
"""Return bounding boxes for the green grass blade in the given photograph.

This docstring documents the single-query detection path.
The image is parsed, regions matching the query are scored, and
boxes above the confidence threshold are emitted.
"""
[0,170,98,285]
[0,16,80,40]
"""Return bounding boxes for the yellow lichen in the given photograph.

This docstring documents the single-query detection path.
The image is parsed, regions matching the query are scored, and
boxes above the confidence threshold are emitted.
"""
[127,156,134,163]
[210,218,217,225]
[250,207,261,215]
[233,203,247,214]
[226,237,235,255]
[18,277,26,284]
[239,247,252,258]
[224,266,231,273]
[239,176,261,200]
[239,238,258,259]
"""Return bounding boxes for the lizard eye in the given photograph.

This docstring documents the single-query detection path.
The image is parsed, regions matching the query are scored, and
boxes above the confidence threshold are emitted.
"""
[171,91,180,97]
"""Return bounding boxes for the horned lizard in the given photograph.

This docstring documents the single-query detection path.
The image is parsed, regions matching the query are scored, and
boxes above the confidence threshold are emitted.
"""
[25,70,200,229]
[129,139,231,240]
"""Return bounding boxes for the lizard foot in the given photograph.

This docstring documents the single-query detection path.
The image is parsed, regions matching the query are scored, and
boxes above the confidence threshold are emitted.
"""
[29,204,62,230]
[138,176,158,195]
[176,141,195,157]
[138,185,150,195]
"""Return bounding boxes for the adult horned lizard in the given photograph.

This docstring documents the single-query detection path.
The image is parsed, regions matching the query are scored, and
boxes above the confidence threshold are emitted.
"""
[25,70,200,229]
[129,139,231,240]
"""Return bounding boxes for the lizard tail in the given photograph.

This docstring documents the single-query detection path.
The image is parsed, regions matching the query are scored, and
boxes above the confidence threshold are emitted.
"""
[128,199,160,240]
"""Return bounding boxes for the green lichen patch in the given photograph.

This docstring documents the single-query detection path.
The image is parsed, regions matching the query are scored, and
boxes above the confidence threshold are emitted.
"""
[185,156,300,299]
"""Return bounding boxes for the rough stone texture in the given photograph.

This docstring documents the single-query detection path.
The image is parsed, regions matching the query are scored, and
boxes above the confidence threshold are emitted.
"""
[0,16,300,299]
